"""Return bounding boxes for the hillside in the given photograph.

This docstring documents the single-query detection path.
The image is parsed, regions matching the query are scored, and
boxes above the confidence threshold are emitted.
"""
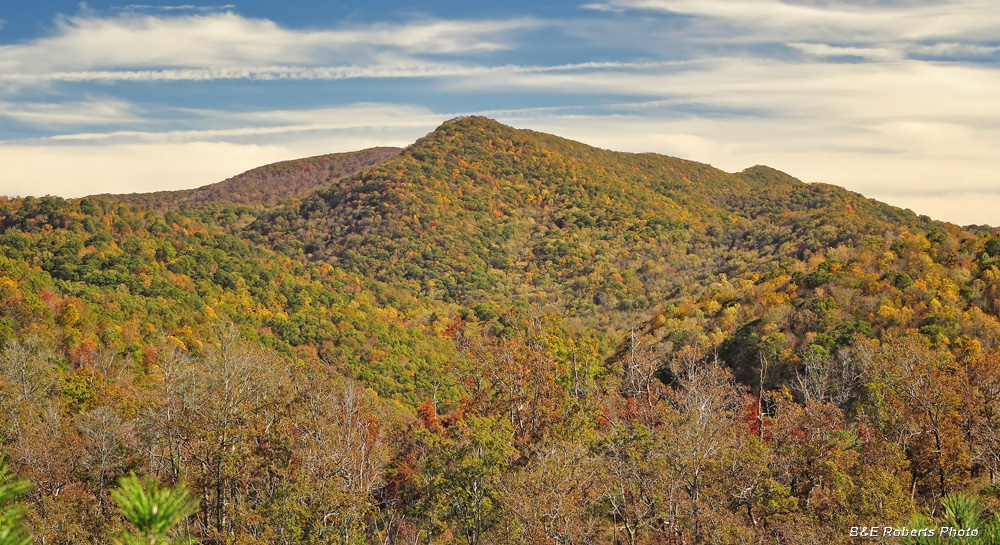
[115,146,401,209]
[2,117,1000,544]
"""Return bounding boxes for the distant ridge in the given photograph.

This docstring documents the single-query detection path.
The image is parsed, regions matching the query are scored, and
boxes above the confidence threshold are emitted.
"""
[111,146,402,209]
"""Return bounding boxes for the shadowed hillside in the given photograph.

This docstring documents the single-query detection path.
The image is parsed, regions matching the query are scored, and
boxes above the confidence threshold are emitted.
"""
[114,146,401,209]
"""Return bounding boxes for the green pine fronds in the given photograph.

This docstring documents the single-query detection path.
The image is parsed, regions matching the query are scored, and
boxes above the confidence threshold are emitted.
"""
[0,457,32,545]
[111,473,199,545]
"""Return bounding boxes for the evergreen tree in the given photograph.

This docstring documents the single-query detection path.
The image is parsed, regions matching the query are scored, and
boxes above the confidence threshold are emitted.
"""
[112,473,199,545]
[905,494,1000,545]
[0,457,31,545]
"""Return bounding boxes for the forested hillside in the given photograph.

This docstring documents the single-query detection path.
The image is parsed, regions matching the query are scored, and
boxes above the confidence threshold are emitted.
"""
[115,147,402,210]
[2,117,1000,544]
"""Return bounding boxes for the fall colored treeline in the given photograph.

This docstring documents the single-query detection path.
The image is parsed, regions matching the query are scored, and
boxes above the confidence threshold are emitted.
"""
[5,315,1000,544]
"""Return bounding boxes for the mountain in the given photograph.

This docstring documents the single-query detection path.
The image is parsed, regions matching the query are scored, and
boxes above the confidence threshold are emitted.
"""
[2,116,1000,544]
[247,117,991,386]
[114,146,401,209]
[250,118,935,324]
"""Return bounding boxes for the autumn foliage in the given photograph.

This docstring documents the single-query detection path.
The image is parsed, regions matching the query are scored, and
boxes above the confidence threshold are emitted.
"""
[2,117,1000,543]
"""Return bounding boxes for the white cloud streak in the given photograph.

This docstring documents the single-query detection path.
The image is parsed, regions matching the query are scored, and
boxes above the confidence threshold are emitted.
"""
[0,99,140,126]
[114,4,237,11]
[591,0,1000,43]
[459,58,1000,123]
[0,12,538,78]
[0,59,668,85]
[46,103,443,142]
[787,42,903,61]
[579,3,627,12]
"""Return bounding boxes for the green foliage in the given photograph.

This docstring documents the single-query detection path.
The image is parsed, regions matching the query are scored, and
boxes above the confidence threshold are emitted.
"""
[111,473,198,545]
[414,415,515,545]
[904,494,1000,544]
[0,458,31,545]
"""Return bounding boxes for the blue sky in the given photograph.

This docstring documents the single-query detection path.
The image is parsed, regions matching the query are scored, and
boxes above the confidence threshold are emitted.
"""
[2,1,1000,225]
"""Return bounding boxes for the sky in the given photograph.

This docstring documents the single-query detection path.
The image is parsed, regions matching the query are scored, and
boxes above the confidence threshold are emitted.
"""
[1,1,999,226]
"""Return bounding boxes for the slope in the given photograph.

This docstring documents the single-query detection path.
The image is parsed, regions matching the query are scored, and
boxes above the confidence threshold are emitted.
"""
[0,193,455,403]
[114,146,401,210]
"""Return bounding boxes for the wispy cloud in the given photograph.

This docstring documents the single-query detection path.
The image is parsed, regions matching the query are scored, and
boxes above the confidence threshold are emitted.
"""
[0,59,665,85]
[579,3,626,12]
[0,12,539,81]
[910,42,1000,57]
[590,0,1000,43]
[0,98,140,126]
[114,4,237,12]
[787,42,903,62]
[45,103,441,142]
[459,57,1000,122]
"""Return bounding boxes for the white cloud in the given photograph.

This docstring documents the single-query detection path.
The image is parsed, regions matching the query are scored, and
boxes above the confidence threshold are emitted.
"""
[46,103,443,142]
[909,42,1000,57]
[595,0,1000,43]
[0,98,140,126]
[0,59,663,85]
[0,12,538,79]
[787,42,903,61]
[114,4,237,11]
[580,3,627,12]
[458,57,1000,124]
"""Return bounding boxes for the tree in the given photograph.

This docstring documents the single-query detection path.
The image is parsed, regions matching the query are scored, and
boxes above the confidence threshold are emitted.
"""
[854,336,972,502]
[0,457,31,545]
[270,372,389,544]
[904,494,1000,545]
[502,441,605,545]
[657,360,752,544]
[0,340,58,440]
[112,473,199,545]
[415,415,514,545]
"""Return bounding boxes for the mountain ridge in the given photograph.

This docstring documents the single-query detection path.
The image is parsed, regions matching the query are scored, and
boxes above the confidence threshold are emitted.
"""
[108,146,402,210]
